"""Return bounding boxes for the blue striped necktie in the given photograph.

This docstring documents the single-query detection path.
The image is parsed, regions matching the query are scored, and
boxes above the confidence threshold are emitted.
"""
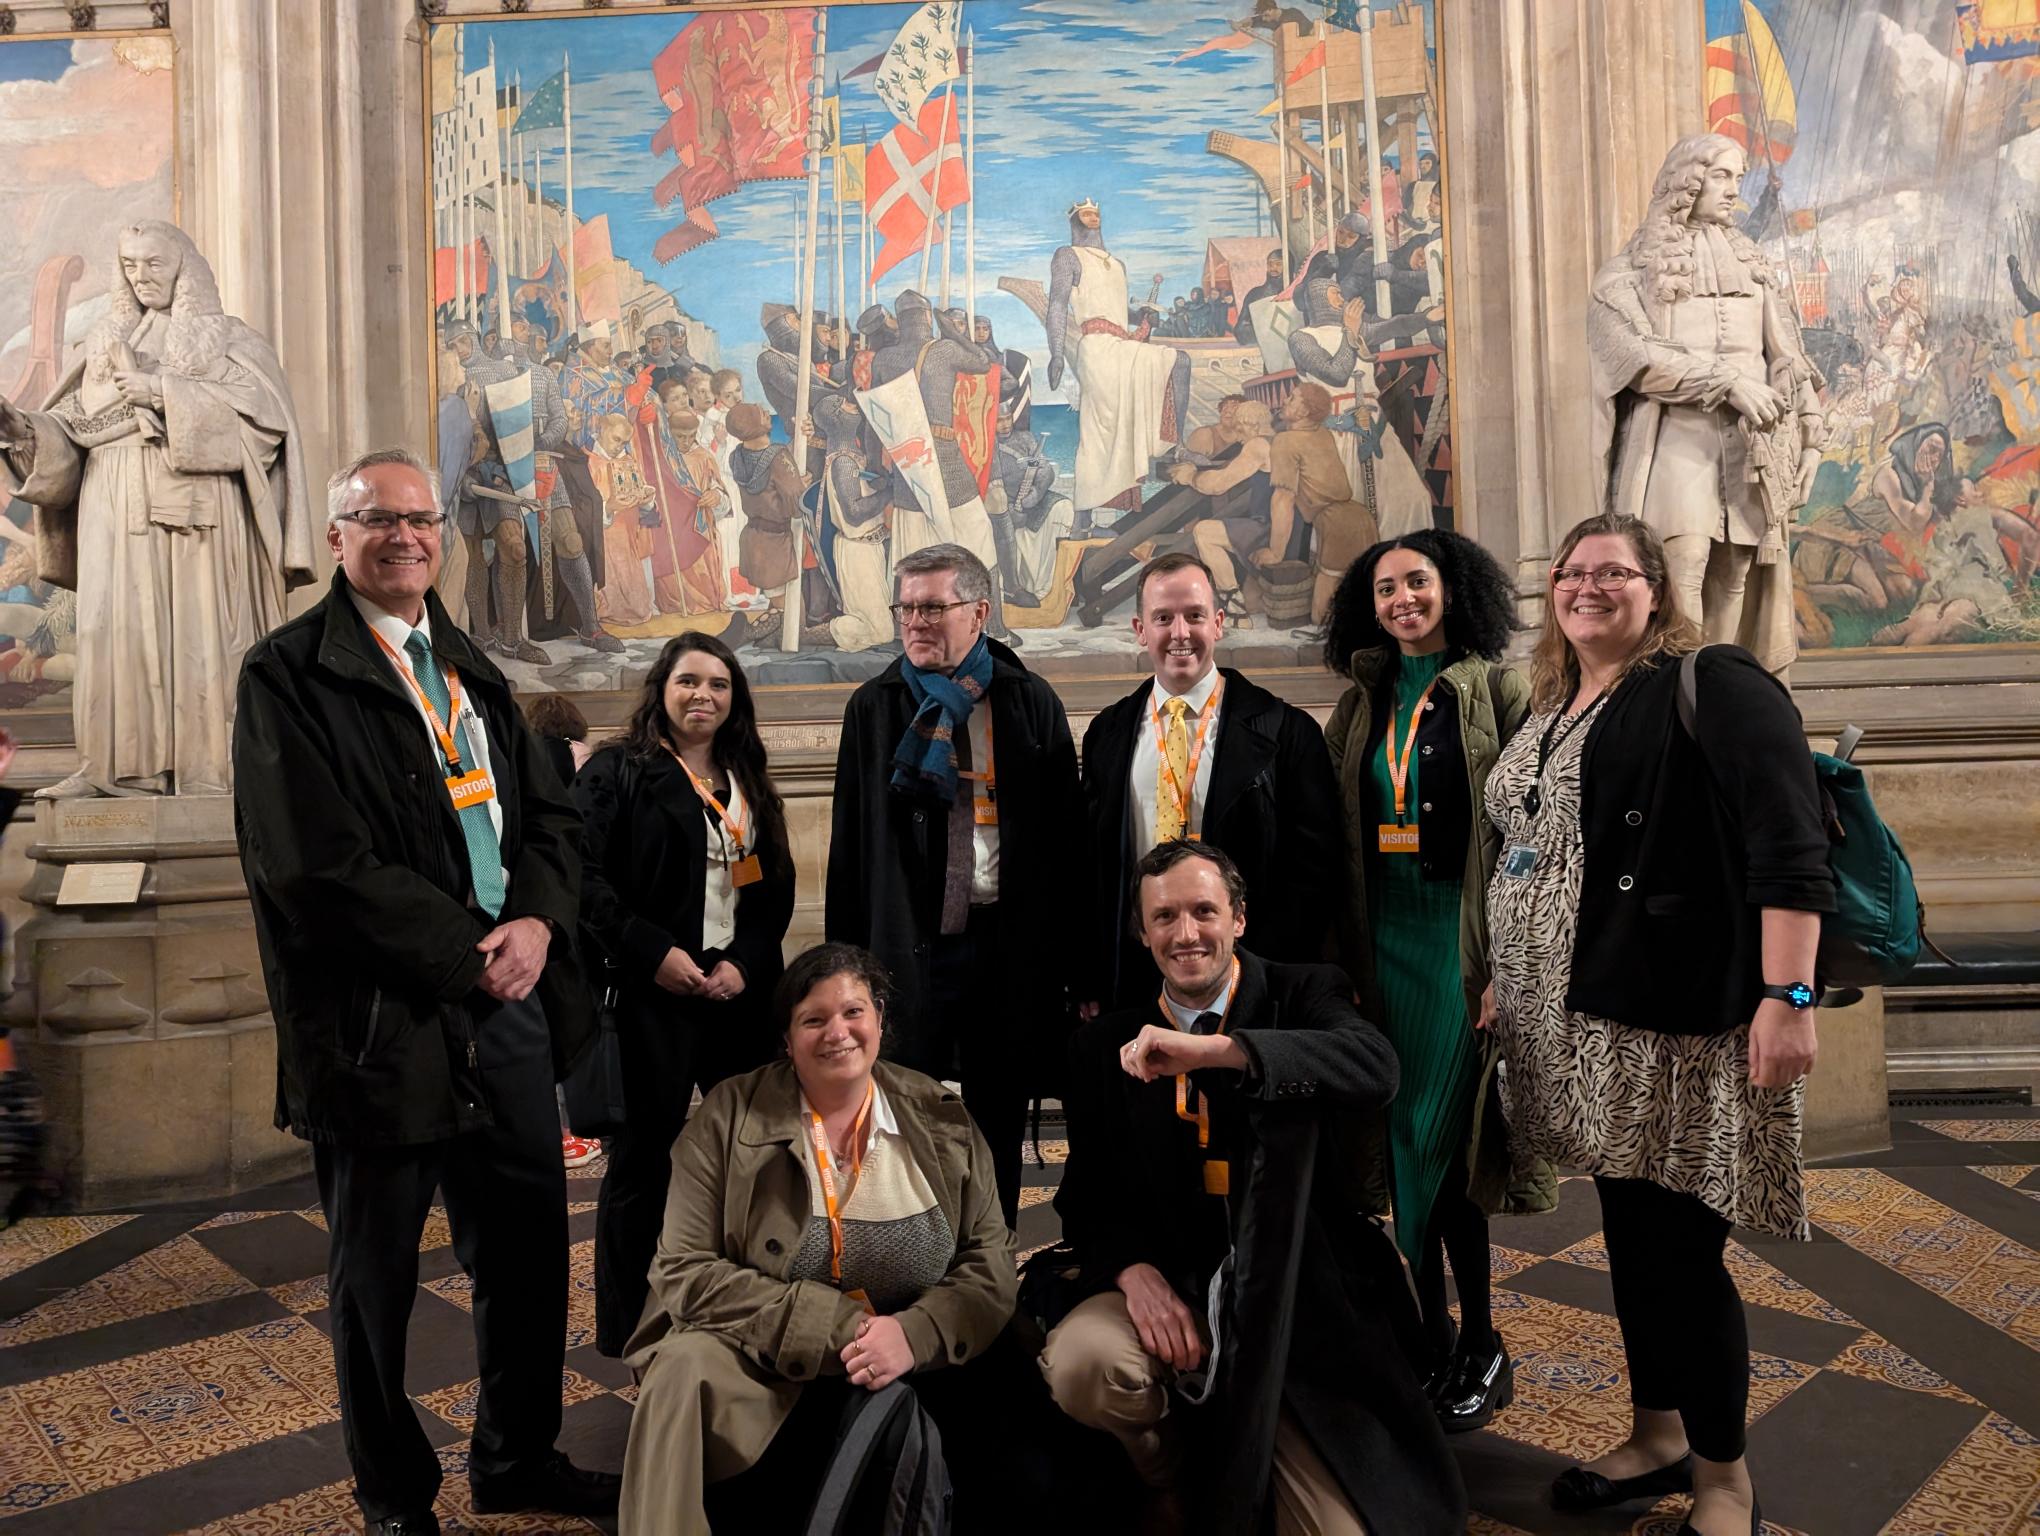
[404,630,506,918]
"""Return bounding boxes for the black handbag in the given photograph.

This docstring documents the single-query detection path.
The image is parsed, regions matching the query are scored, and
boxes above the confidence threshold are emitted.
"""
[561,962,627,1138]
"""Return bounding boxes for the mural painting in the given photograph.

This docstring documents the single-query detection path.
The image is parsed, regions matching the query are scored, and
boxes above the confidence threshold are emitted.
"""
[1708,0,2040,649]
[0,35,176,722]
[425,0,1455,687]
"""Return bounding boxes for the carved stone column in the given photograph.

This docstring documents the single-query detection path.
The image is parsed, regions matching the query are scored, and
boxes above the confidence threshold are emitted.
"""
[9,798,306,1208]
[1440,0,1704,607]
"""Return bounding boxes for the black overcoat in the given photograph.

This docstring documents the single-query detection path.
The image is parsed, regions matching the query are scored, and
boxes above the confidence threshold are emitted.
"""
[1080,668,1343,1007]
[823,639,1080,1076]
[1055,951,1466,1536]
[572,742,795,1065]
[1567,645,1836,1035]
[233,571,594,1146]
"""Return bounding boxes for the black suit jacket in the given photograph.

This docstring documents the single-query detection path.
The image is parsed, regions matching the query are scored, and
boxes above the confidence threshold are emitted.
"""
[233,572,593,1147]
[1080,668,1343,1006]
[1054,951,1464,1536]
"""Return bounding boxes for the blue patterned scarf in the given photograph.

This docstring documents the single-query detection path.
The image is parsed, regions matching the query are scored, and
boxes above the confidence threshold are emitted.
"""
[891,635,993,803]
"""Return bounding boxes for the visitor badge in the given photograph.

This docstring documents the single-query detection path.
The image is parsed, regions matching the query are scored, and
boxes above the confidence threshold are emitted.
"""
[446,768,496,811]
[973,794,999,827]
[1203,1159,1230,1197]
[732,853,764,888]
[1500,844,1539,879]
[1377,822,1420,854]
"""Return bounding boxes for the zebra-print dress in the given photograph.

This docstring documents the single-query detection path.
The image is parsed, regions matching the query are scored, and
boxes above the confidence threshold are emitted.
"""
[1483,699,1808,1241]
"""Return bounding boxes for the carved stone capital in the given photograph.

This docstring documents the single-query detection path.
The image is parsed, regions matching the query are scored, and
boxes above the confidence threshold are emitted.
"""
[500,0,530,12]
[66,2,95,30]
[417,0,447,17]
[150,0,168,26]
[0,8,15,38]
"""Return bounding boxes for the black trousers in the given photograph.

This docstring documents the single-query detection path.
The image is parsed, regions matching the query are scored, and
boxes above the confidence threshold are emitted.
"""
[1595,1174,1750,1463]
[313,1017,567,1522]
[594,992,766,1357]
[926,905,1025,1229]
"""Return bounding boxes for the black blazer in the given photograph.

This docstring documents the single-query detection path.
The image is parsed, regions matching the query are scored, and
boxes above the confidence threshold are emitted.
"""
[1568,645,1836,1035]
[1080,668,1342,1006]
[572,744,795,1004]
[233,572,593,1146]
[824,640,1082,1074]
[1054,951,1463,1536]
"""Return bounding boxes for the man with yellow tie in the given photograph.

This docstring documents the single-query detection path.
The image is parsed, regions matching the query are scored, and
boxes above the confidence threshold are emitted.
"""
[1079,553,1344,1013]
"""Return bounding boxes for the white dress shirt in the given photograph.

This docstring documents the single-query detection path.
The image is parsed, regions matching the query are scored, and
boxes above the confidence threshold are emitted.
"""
[968,707,999,904]
[1129,665,1224,852]
[351,588,509,888]
[699,775,749,953]
[1164,973,1236,1033]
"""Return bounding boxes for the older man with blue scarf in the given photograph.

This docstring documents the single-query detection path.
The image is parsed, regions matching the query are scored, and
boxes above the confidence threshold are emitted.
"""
[825,544,1081,1226]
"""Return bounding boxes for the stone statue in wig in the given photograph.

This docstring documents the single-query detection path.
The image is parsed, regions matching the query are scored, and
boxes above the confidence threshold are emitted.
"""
[1590,132,1823,675]
[0,220,313,796]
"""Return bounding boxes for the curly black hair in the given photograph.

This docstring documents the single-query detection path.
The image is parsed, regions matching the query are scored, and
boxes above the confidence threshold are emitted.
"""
[1319,528,1518,675]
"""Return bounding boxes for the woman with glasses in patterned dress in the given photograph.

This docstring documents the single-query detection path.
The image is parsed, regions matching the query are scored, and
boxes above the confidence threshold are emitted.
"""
[1481,513,1835,1536]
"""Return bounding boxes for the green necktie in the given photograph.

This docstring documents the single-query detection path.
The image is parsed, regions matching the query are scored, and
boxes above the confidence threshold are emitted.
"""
[404,630,506,919]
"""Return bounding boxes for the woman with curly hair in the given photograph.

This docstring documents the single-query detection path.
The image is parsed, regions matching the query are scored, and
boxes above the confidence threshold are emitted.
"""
[1322,527,1552,1433]
[573,630,796,1356]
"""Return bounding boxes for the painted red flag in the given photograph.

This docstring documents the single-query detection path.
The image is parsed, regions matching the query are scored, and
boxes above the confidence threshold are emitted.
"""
[864,93,967,284]
[1285,39,1326,85]
[434,238,490,307]
[648,8,815,258]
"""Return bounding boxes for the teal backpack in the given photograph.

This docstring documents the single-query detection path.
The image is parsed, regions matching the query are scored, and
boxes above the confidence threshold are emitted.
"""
[1677,649,1933,993]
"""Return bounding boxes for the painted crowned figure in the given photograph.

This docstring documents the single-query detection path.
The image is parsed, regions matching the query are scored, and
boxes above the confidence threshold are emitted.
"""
[1045,198,1191,514]
[1588,134,1822,676]
[0,221,312,795]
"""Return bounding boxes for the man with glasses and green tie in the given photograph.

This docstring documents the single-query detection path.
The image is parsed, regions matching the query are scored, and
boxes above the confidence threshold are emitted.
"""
[824,543,1081,1227]
[231,448,616,1536]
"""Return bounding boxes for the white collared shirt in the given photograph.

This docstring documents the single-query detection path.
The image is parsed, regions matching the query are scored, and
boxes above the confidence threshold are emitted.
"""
[1164,976,1235,1033]
[700,775,750,953]
[350,587,510,885]
[1129,665,1223,852]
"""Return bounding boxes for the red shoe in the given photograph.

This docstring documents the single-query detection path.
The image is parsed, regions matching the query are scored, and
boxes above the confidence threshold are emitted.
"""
[561,1133,601,1168]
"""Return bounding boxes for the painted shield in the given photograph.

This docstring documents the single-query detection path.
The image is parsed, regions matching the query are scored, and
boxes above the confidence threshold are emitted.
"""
[953,362,1002,498]
[856,368,951,532]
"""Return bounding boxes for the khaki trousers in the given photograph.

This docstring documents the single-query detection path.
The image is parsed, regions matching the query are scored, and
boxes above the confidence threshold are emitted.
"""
[1038,1291,1369,1536]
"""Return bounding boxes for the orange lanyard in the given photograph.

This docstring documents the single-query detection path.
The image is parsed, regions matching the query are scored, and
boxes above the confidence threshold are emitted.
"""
[370,627,468,773]
[805,1081,876,1301]
[1156,956,1242,1150]
[1382,678,1440,825]
[675,752,747,858]
[1151,676,1225,835]
[958,711,995,799]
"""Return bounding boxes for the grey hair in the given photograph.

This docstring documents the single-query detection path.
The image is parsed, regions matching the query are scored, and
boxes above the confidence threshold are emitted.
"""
[326,447,442,524]
[893,543,991,604]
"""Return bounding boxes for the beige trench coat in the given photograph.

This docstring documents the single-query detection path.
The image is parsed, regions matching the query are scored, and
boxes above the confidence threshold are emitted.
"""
[617,1059,1017,1535]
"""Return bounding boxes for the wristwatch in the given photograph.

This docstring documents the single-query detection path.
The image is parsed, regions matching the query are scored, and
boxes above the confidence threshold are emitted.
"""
[1761,982,1817,1010]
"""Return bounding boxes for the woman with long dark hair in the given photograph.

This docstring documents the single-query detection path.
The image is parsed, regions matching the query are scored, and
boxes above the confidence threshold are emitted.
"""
[575,631,795,1356]
[1321,528,1553,1435]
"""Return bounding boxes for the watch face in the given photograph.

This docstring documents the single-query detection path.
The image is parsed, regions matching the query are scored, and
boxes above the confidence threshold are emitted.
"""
[1786,982,1815,1009]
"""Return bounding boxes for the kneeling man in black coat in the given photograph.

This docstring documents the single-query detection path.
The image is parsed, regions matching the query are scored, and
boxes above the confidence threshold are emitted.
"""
[1043,840,1466,1536]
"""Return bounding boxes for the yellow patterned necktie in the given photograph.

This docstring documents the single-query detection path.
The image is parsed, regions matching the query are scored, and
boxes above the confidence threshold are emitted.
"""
[1156,695,1192,844]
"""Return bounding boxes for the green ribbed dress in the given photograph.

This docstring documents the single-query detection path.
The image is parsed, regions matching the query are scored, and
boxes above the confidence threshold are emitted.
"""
[1365,648,1482,1265]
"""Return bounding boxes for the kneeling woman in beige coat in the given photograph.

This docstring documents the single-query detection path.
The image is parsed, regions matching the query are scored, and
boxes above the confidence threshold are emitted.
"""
[618,942,1021,1533]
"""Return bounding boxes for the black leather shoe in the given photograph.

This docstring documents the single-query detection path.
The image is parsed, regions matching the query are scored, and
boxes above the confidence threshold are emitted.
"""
[1435,1336,1513,1433]
[1552,1453,1696,1511]
[370,1515,440,1536]
[1676,1494,1763,1536]
[1421,1319,1460,1405]
[470,1453,622,1516]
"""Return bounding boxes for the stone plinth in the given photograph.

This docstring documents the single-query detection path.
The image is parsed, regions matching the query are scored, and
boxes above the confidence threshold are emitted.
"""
[5,795,307,1210]
[1803,988,1891,1164]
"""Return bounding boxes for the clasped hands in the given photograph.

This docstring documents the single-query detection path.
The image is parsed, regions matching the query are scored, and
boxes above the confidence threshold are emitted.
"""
[1117,1023,1246,1083]
[114,370,164,411]
[840,1312,914,1391]
[655,946,746,1002]
[476,916,551,1002]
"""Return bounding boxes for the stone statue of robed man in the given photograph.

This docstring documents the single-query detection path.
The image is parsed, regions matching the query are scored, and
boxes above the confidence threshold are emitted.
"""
[0,220,313,796]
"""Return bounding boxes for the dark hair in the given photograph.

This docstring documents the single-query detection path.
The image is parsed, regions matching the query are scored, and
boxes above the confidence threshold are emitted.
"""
[609,631,790,864]
[774,943,896,1038]
[1129,840,1246,938]
[1135,552,1218,614]
[521,692,588,743]
[1321,528,1518,675]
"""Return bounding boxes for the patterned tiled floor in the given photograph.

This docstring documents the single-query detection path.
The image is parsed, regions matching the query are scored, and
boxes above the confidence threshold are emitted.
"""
[0,1110,2033,1532]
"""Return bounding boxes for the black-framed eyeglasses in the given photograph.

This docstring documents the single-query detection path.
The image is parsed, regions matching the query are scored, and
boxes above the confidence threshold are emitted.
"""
[339,510,447,535]
[1551,565,1645,592]
[889,599,978,624]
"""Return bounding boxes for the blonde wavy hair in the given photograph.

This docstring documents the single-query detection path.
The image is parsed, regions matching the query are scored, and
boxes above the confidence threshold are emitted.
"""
[87,220,230,382]
[1529,513,1699,713]
[1622,133,1773,309]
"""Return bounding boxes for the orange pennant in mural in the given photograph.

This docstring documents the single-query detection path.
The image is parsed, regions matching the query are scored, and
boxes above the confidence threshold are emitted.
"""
[953,363,1002,498]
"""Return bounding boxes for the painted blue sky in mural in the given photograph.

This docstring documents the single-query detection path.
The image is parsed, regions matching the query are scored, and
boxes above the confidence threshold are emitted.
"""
[446,0,1435,384]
